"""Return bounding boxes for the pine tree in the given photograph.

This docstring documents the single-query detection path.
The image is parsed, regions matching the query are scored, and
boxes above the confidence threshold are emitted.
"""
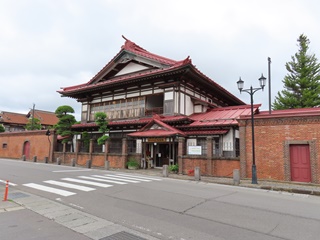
[54,105,77,150]
[273,34,320,110]
[94,112,109,145]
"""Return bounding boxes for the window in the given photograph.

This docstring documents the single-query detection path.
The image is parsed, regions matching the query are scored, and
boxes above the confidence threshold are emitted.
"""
[197,138,207,155]
[90,96,145,121]
[2,143,7,149]
[164,100,174,115]
[109,139,122,153]
[127,139,137,153]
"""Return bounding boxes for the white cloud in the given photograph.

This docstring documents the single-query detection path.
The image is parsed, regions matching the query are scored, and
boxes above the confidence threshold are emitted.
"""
[1,0,320,117]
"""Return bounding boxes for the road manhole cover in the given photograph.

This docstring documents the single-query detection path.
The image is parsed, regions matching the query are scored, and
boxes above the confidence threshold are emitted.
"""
[101,231,147,240]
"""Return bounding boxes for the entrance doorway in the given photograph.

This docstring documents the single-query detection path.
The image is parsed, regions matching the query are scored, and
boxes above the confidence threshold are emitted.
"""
[23,141,30,160]
[145,142,177,168]
[290,144,311,182]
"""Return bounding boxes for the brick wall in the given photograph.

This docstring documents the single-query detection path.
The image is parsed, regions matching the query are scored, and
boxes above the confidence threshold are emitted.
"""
[0,130,52,161]
[238,115,320,183]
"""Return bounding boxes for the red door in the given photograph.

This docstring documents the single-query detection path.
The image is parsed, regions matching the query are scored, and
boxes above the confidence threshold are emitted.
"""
[23,141,30,160]
[290,144,311,182]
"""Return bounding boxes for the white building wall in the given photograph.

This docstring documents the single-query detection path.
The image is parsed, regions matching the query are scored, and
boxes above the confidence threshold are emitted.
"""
[185,95,193,115]
[115,62,149,76]
[180,92,185,115]
[223,130,233,151]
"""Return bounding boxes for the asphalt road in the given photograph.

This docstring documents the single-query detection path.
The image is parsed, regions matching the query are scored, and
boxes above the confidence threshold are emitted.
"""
[1,158,320,240]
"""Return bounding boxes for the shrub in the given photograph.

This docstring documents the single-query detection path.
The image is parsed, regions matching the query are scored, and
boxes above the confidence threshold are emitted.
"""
[126,157,140,168]
[169,164,179,173]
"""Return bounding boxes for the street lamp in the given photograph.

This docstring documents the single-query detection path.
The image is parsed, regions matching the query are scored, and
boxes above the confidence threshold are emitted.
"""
[237,74,266,184]
[46,129,51,163]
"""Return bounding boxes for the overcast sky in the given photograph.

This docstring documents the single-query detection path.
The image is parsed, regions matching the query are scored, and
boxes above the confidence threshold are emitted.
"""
[1,0,320,120]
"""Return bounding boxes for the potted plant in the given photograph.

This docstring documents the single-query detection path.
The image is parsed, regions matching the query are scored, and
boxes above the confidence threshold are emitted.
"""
[126,157,140,170]
[169,164,179,173]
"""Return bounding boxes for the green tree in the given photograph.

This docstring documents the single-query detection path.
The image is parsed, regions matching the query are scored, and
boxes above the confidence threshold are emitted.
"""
[81,131,90,152]
[273,34,320,110]
[0,124,5,132]
[25,117,41,130]
[54,105,77,150]
[94,112,109,145]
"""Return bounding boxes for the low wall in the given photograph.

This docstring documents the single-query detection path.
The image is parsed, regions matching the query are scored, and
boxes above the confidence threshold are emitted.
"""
[182,156,240,177]
[0,130,52,161]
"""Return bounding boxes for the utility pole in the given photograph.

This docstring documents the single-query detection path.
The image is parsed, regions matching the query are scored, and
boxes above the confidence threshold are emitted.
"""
[268,57,272,114]
[31,103,35,130]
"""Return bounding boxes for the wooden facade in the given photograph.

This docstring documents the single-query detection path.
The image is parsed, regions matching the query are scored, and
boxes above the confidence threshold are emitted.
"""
[57,36,248,174]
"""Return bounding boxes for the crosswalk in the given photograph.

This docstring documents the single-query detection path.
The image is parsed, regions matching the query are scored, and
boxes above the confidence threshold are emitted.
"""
[23,174,162,197]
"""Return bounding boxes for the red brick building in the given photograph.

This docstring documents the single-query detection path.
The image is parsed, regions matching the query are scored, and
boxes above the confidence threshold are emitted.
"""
[238,108,320,184]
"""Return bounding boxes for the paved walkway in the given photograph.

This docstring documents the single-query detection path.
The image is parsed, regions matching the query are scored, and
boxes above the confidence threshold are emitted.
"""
[112,168,320,196]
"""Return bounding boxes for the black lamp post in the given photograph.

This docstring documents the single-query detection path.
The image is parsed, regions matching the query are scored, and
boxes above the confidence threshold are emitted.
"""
[46,129,51,162]
[237,74,266,184]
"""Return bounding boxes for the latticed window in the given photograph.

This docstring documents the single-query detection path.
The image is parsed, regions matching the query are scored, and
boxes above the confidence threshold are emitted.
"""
[197,138,207,156]
[90,97,145,121]
[109,138,122,153]
[127,139,137,153]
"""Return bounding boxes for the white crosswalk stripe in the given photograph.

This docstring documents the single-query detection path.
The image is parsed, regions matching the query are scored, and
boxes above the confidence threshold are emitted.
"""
[61,178,113,188]
[93,175,140,183]
[23,173,162,197]
[23,183,76,196]
[79,176,128,184]
[115,174,162,181]
[105,174,151,182]
[44,180,96,191]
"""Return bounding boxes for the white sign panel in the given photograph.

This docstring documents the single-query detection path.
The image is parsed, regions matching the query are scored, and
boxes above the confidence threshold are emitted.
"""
[188,146,202,155]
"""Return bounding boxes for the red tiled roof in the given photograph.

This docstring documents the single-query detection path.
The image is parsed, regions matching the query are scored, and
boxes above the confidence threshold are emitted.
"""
[72,115,191,129]
[0,111,27,125]
[57,36,243,105]
[31,110,58,126]
[0,110,58,127]
[128,118,186,137]
[128,129,179,138]
[59,59,191,94]
[121,35,178,66]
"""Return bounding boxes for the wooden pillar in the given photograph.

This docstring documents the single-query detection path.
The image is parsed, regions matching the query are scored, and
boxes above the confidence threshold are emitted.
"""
[89,139,94,154]
[122,137,128,169]
[206,136,213,176]
[178,137,185,174]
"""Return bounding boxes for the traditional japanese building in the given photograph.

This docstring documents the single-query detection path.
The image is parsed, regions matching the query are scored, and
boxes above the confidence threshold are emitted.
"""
[0,109,58,132]
[58,36,253,174]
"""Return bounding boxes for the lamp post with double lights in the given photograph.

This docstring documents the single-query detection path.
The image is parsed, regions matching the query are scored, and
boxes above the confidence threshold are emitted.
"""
[237,74,266,184]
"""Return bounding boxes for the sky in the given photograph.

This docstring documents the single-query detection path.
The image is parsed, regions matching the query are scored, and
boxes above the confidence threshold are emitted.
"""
[1,0,320,120]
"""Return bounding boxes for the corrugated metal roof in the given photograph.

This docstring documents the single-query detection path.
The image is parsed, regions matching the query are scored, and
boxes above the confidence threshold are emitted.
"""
[187,104,260,127]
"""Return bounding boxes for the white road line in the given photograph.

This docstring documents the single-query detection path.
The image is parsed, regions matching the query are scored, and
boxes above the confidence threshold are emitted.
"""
[23,183,76,197]
[105,174,151,182]
[52,170,92,173]
[0,179,17,186]
[61,178,113,188]
[79,176,128,185]
[97,175,140,183]
[44,180,96,192]
[115,174,162,181]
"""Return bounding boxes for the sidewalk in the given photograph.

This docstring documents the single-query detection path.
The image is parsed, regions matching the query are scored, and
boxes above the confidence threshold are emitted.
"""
[0,183,160,240]
[111,167,320,196]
